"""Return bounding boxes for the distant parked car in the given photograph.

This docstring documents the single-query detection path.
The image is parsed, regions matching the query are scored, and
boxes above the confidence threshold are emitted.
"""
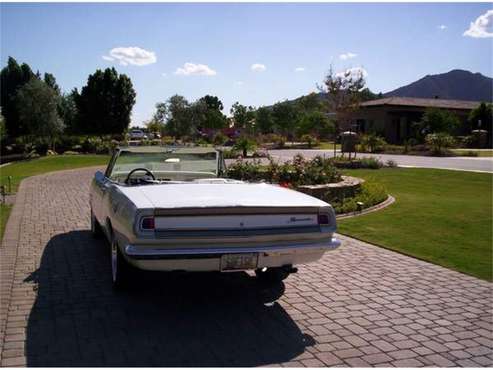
[129,129,148,140]
[90,146,341,288]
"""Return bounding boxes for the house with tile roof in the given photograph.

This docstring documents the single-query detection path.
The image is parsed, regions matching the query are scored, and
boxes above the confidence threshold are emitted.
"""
[347,97,482,144]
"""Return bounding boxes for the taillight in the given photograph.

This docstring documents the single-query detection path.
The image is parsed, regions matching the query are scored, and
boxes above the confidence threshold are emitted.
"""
[141,216,155,230]
[318,213,329,225]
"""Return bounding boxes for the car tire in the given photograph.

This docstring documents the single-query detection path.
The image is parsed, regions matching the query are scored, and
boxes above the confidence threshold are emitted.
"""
[110,235,131,290]
[90,209,103,238]
[255,267,290,283]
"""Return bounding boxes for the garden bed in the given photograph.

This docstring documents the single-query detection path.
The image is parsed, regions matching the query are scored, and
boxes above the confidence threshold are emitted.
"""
[226,154,389,215]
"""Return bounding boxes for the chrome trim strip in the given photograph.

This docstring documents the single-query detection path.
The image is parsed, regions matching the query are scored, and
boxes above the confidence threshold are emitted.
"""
[124,238,341,259]
[154,206,320,216]
[155,225,322,238]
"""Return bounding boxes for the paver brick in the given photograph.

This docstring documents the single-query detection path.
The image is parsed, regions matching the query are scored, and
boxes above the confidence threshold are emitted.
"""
[0,167,492,367]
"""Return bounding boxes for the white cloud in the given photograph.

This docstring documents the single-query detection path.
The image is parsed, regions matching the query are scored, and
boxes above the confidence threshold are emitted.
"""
[251,63,266,72]
[236,81,244,86]
[438,24,447,30]
[174,62,217,76]
[339,52,357,60]
[336,67,368,80]
[102,46,157,66]
[294,67,305,72]
[464,10,493,38]
[161,73,167,78]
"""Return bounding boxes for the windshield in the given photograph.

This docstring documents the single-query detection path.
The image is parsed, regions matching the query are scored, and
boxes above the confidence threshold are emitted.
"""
[108,147,219,183]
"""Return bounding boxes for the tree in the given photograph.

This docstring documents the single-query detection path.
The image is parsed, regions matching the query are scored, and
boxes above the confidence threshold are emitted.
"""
[255,106,274,134]
[15,79,64,149]
[153,102,167,126]
[320,66,365,127]
[297,111,335,139]
[415,108,460,137]
[59,89,79,134]
[197,95,227,130]
[0,57,35,138]
[75,68,136,135]
[297,92,323,112]
[468,102,492,133]
[230,102,255,132]
[199,95,223,111]
[0,110,6,140]
[272,101,299,137]
[164,95,196,137]
[358,88,379,102]
[319,65,366,157]
[44,73,60,95]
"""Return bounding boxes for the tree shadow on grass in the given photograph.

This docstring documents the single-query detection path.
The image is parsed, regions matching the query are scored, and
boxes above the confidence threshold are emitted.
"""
[24,230,313,366]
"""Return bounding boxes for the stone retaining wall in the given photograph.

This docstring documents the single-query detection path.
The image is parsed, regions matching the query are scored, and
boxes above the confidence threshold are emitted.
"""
[296,175,364,201]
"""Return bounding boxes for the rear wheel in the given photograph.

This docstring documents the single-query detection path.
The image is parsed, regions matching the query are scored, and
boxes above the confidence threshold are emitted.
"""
[255,267,290,283]
[90,209,103,238]
[111,235,131,289]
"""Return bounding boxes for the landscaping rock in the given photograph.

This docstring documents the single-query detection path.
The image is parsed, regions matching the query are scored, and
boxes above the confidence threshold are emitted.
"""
[297,175,364,200]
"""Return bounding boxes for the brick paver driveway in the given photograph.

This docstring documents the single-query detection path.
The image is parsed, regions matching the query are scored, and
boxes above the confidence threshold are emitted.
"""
[1,168,492,367]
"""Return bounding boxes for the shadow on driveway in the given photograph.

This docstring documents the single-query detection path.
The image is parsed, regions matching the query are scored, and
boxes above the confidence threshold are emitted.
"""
[24,230,312,366]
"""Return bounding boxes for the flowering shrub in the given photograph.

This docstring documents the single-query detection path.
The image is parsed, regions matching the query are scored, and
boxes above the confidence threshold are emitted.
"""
[226,154,341,186]
[425,133,455,155]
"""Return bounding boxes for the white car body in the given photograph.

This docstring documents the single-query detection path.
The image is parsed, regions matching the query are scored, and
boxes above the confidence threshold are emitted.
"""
[90,147,340,283]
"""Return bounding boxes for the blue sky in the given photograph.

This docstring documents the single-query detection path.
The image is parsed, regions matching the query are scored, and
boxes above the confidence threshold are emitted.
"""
[1,3,492,126]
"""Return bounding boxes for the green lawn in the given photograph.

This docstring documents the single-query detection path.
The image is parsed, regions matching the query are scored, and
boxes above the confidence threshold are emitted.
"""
[315,141,341,150]
[452,149,493,157]
[0,155,109,241]
[0,154,109,193]
[0,204,12,240]
[338,168,493,281]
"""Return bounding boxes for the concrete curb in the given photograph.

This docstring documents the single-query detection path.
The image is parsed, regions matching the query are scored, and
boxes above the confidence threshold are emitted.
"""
[336,194,395,220]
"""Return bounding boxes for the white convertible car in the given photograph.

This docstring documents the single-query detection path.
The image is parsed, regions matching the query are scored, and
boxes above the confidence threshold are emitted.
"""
[90,146,341,288]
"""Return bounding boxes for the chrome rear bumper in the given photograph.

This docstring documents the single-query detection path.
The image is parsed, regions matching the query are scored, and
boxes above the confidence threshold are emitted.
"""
[124,238,341,260]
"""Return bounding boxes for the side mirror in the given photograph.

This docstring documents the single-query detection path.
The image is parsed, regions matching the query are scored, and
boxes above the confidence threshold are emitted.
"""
[94,171,105,184]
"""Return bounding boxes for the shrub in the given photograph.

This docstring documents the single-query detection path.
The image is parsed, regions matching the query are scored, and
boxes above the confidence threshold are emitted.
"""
[195,137,209,146]
[227,154,341,186]
[34,140,50,155]
[161,136,175,145]
[81,137,100,153]
[213,132,228,146]
[331,156,384,169]
[233,136,257,157]
[330,181,387,214]
[300,134,319,149]
[359,133,387,153]
[222,148,241,159]
[260,133,286,148]
[56,136,84,153]
[225,158,264,181]
[425,133,455,155]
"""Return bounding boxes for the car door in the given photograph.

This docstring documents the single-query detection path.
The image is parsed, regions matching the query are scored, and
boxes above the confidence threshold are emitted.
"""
[92,150,118,223]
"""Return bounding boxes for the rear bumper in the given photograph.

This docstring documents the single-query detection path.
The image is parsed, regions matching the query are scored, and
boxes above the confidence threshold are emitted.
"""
[123,238,341,272]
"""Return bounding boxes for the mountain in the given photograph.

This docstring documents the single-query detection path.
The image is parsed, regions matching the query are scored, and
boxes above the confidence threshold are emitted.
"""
[384,69,493,102]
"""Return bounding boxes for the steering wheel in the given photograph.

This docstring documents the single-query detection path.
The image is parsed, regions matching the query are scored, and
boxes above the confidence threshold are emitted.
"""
[125,168,156,184]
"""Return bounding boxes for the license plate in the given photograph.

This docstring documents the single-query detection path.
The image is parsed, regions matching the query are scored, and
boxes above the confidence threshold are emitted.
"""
[221,253,258,271]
